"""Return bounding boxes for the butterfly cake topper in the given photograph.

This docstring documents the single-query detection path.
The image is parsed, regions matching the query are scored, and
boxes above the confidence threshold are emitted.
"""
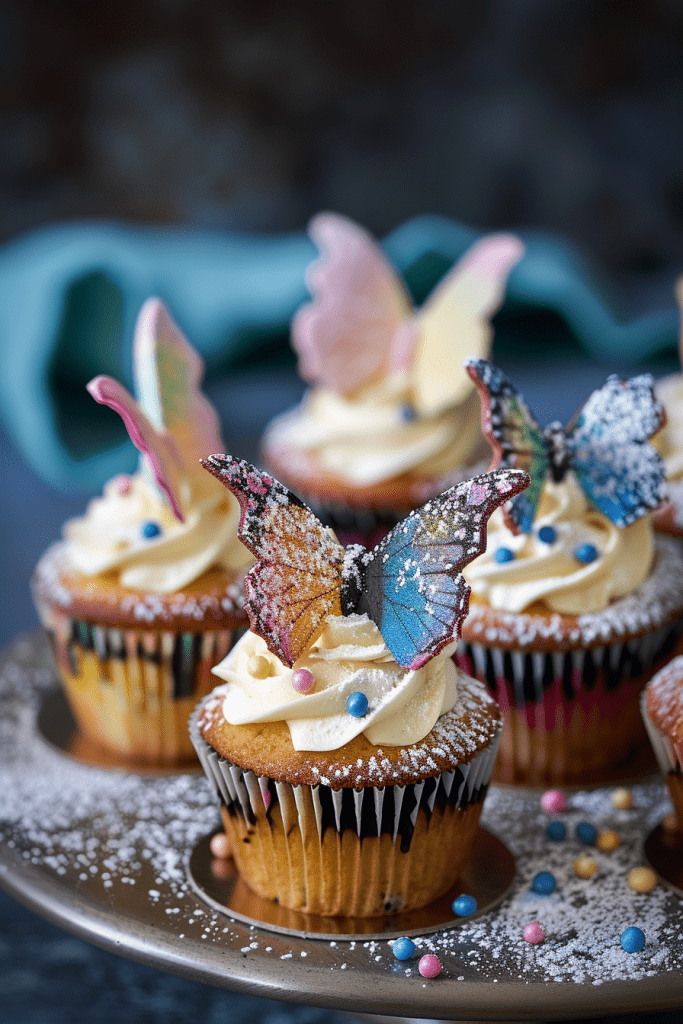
[293,213,524,417]
[202,455,529,670]
[87,298,224,521]
[466,358,667,535]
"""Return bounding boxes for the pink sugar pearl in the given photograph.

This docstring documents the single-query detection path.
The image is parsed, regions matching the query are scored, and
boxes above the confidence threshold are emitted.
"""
[418,954,442,978]
[541,789,567,814]
[523,922,545,945]
[209,832,231,859]
[115,475,132,496]
[292,668,316,694]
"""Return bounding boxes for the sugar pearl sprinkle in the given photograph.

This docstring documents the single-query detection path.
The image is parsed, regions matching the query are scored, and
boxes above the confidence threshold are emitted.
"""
[621,927,646,953]
[574,855,598,879]
[452,894,477,917]
[628,867,657,893]
[346,691,368,717]
[209,832,231,859]
[541,790,568,814]
[523,922,545,945]
[494,546,515,564]
[392,937,416,961]
[575,821,598,845]
[3,637,683,992]
[545,821,566,841]
[612,787,634,810]
[291,668,315,694]
[418,954,442,978]
[596,829,620,852]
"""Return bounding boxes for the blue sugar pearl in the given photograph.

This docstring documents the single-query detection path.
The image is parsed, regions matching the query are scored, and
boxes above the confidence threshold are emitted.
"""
[392,937,416,960]
[575,821,598,845]
[452,894,478,917]
[400,403,417,422]
[538,525,556,544]
[574,542,598,564]
[347,691,369,718]
[494,547,515,564]
[141,521,162,539]
[531,871,556,895]
[621,926,645,953]
[545,821,566,841]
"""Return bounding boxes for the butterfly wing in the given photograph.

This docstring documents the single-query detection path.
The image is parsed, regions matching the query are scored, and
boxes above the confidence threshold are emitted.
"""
[466,358,548,533]
[203,455,346,666]
[357,468,530,669]
[87,375,184,520]
[408,235,524,417]
[291,213,412,397]
[567,373,666,526]
[134,298,223,469]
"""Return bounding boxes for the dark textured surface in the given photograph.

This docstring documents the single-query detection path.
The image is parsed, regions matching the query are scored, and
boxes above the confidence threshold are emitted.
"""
[3,0,683,281]
[0,888,363,1024]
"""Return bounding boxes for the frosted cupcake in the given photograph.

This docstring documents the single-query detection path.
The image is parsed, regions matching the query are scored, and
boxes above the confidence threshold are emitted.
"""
[642,657,683,826]
[190,454,528,916]
[32,299,251,765]
[653,277,683,535]
[458,359,683,786]
[262,212,524,545]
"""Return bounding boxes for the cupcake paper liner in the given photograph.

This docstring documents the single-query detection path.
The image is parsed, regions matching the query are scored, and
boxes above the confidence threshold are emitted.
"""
[457,616,683,785]
[641,690,683,825]
[36,596,237,764]
[190,709,500,916]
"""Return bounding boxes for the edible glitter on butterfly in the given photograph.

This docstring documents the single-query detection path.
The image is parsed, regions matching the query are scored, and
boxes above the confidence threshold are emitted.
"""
[202,455,530,670]
[466,358,667,535]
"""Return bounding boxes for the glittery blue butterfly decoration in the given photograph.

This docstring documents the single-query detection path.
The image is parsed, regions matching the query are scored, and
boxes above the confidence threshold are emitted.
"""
[466,358,666,534]
[203,455,529,670]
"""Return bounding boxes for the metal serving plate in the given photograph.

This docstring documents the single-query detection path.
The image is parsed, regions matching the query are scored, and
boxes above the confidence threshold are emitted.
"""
[2,633,683,1022]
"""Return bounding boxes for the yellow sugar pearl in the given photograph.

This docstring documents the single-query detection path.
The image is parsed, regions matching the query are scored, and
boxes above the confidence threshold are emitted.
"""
[247,655,273,679]
[628,867,657,893]
[574,855,598,878]
[612,787,633,810]
[662,812,679,833]
[597,829,620,852]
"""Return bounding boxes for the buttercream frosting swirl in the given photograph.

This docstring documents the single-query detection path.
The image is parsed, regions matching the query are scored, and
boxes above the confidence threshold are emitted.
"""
[464,474,653,615]
[64,468,250,593]
[211,614,459,751]
[264,376,486,487]
[654,373,683,480]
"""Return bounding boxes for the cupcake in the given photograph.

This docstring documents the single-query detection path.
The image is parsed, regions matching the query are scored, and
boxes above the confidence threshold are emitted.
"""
[190,454,528,916]
[642,656,683,826]
[262,212,524,546]
[32,299,251,766]
[458,359,683,787]
[652,277,683,535]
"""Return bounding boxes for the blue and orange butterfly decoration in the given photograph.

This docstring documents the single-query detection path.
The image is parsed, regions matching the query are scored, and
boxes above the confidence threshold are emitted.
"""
[466,358,667,534]
[202,455,529,670]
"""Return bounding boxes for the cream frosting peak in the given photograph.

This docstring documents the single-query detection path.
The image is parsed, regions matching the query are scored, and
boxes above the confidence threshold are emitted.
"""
[211,614,459,751]
[464,474,653,615]
[64,469,250,592]
[264,379,486,487]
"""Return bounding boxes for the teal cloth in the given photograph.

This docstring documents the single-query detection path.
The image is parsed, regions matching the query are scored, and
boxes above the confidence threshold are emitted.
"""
[0,216,678,492]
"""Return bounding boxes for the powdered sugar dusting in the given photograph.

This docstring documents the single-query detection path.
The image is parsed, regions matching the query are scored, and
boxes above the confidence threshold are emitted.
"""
[2,634,683,1002]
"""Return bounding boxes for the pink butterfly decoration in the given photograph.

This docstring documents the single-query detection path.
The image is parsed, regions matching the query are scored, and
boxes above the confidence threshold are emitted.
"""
[291,212,524,410]
[87,298,223,522]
